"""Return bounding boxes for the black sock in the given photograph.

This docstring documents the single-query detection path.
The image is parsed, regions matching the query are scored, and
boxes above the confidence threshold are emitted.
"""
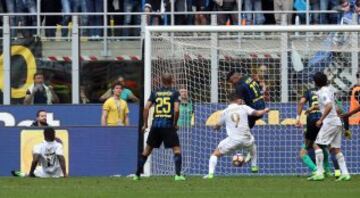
[136,154,148,176]
[331,153,340,170]
[174,153,182,176]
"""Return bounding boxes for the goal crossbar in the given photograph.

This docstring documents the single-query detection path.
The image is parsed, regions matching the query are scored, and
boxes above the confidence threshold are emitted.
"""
[146,25,360,33]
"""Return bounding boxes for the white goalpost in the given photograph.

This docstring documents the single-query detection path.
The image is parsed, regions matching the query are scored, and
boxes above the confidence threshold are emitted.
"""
[144,25,360,176]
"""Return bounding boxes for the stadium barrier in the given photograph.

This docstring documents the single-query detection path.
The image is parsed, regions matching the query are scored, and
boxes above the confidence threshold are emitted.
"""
[1,103,359,176]
[1,124,358,176]
[0,104,139,127]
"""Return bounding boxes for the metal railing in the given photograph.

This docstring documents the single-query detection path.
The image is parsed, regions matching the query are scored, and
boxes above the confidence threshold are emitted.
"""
[0,0,344,55]
[0,9,343,57]
[0,0,343,33]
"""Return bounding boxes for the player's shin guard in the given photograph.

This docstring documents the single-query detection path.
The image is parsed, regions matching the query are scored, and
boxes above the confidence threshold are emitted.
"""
[174,153,182,176]
[209,155,218,175]
[315,149,324,174]
[336,152,349,175]
[136,154,148,176]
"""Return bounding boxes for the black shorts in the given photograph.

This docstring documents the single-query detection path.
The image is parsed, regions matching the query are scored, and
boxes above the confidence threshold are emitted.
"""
[305,119,320,142]
[147,127,180,148]
[248,101,265,128]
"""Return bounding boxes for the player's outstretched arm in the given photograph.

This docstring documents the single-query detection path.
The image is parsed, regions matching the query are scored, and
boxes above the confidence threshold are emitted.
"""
[58,155,67,177]
[28,154,40,177]
[251,108,270,117]
[341,106,360,119]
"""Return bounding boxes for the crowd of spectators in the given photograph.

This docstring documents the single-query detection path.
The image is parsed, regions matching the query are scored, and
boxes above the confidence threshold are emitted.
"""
[1,0,360,38]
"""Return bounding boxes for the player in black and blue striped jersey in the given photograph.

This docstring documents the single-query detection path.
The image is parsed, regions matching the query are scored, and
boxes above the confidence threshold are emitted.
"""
[296,88,340,177]
[227,71,266,129]
[134,73,185,181]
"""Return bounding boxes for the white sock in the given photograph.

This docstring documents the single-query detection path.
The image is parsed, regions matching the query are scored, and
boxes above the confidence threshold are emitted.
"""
[315,149,324,174]
[209,155,218,174]
[336,152,349,175]
[249,144,257,167]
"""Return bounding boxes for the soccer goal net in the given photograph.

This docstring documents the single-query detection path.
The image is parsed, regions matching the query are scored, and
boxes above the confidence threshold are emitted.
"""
[144,25,360,176]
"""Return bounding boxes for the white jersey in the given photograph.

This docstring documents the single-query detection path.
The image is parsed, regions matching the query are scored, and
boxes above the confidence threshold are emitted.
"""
[218,103,255,140]
[317,86,342,126]
[33,140,63,174]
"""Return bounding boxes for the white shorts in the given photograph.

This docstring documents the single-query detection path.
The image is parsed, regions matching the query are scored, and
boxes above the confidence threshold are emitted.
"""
[34,166,64,178]
[217,136,255,155]
[315,124,342,148]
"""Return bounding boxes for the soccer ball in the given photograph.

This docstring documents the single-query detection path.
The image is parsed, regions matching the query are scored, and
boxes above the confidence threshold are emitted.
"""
[232,153,245,167]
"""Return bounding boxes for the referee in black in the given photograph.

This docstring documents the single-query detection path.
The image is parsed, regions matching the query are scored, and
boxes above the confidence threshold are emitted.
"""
[134,73,185,181]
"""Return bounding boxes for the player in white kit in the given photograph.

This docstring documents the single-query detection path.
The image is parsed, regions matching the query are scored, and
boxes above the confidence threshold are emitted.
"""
[308,72,350,181]
[12,127,67,178]
[203,93,269,179]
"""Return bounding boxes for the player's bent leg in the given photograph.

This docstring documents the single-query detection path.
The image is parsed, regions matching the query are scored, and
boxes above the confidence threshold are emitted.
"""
[204,146,228,180]
[330,147,351,181]
[134,145,154,180]
[143,145,154,156]
[172,146,185,181]
[307,144,325,181]
[34,167,50,178]
[309,124,338,181]
[162,127,184,180]
[330,152,341,178]
[204,149,223,179]
[246,143,259,173]
[300,144,317,174]
[330,127,351,181]
[321,147,333,177]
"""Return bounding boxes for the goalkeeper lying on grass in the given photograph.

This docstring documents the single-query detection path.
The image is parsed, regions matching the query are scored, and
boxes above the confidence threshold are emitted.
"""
[12,127,67,178]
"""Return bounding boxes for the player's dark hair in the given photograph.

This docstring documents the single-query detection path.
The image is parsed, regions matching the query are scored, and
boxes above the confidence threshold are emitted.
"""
[33,72,44,79]
[313,72,328,87]
[36,109,46,117]
[226,70,236,81]
[229,92,241,102]
[44,127,55,142]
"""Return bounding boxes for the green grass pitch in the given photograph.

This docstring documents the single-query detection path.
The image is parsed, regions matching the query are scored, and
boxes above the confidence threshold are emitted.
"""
[1,176,360,198]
